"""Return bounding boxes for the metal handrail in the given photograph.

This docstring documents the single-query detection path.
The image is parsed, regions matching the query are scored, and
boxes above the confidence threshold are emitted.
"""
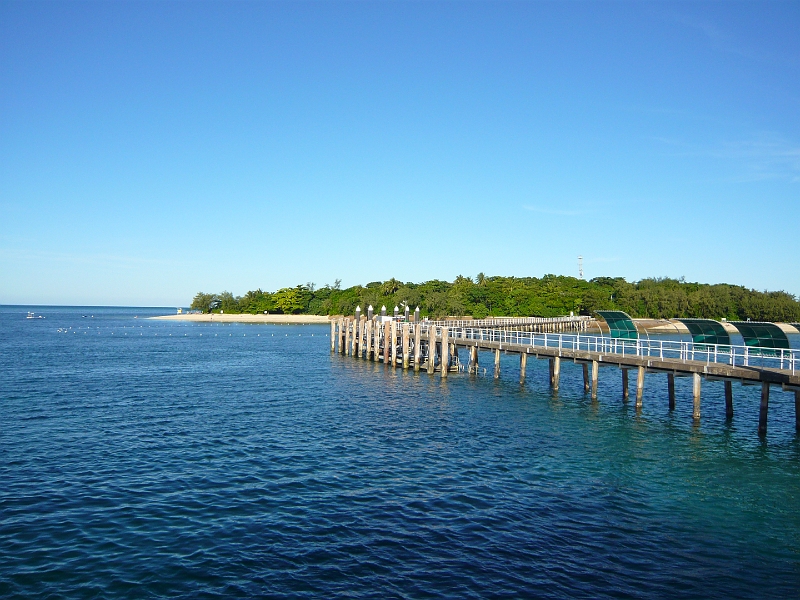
[412,323,799,375]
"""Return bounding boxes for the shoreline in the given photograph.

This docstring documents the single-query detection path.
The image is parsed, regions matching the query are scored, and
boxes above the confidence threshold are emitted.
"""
[151,313,331,324]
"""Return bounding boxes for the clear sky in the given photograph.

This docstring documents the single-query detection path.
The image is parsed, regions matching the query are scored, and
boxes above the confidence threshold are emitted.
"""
[1,1,798,306]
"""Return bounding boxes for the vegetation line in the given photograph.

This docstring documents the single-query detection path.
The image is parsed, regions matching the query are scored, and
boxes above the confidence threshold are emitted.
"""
[190,274,800,322]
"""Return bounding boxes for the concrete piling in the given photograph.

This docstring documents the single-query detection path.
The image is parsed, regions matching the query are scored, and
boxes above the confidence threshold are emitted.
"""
[402,324,410,369]
[441,327,449,378]
[692,373,702,421]
[758,383,770,435]
[621,368,629,402]
[390,320,398,367]
[725,381,733,419]
[413,324,422,372]
[635,366,645,408]
[668,373,675,410]
[427,326,437,375]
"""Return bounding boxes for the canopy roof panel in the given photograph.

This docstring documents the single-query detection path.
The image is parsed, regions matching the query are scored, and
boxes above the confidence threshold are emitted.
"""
[677,319,731,346]
[731,321,790,350]
[791,323,800,333]
[596,310,638,339]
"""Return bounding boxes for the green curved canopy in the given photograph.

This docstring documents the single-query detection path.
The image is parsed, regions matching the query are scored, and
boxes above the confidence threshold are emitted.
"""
[731,321,790,350]
[677,319,731,346]
[596,310,638,340]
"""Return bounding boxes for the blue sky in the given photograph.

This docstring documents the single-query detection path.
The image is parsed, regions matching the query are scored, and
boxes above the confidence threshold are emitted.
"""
[1,1,798,306]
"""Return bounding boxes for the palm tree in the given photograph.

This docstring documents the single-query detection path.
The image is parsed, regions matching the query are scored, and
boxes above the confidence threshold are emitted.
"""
[381,278,401,295]
[475,272,486,286]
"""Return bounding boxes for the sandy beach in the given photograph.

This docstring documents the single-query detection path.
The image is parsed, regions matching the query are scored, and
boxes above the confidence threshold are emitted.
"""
[151,313,332,324]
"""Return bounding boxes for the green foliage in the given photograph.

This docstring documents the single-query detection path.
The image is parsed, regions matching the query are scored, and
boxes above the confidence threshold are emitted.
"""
[274,287,305,314]
[191,276,800,321]
[190,292,220,313]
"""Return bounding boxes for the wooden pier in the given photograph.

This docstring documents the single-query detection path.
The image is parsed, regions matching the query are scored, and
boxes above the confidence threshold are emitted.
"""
[331,315,800,436]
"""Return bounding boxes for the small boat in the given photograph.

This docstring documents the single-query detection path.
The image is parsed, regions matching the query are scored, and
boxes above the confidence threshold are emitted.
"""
[26,312,44,319]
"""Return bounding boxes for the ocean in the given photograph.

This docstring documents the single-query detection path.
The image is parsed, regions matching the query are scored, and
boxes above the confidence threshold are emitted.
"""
[2,305,799,598]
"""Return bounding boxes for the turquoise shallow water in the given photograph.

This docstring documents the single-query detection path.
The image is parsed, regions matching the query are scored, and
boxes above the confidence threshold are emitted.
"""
[2,306,800,598]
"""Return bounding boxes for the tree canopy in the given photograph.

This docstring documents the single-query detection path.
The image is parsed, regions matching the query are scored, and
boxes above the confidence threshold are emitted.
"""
[190,275,800,322]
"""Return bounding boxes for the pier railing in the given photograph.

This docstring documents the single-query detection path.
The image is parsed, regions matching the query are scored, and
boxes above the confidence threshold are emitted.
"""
[426,316,593,329]
[420,324,799,375]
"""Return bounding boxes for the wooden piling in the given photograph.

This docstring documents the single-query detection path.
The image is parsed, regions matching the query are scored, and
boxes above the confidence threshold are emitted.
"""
[549,359,554,386]
[413,324,421,372]
[427,326,436,374]
[725,381,733,420]
[469,346,478,374]
[366,319,374,360]
[795,391,800,433]
[353,318,361,358]
[383,321,391,365]
[668,373,675,410]
[402,323,410,370]
[494,348,501,379]
[552,356,561,391]
[590,360,597,399]
[441,327,449,378]
[692,373,701,421]
[758,383,770,435]
[621,368,629,402]
[520,353,527,384]
[582,364,589,393]
[635,366,645,408]
[390,320,398,367]
[330,319,336,352]
[345,318,351,356]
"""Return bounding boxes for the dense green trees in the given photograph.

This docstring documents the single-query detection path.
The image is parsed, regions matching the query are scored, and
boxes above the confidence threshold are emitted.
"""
[190,276,800,322]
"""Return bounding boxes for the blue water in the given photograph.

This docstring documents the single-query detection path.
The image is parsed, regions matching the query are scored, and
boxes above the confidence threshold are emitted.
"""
[2,306,800,598]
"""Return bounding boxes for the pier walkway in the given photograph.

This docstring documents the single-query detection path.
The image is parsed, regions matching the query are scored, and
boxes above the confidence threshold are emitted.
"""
[331,316,800,436]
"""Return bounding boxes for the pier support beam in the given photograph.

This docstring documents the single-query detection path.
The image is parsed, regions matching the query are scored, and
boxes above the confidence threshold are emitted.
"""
[551,357,561,391]
[402,324,410,370]
[692,373,701,421]
[372,319,379,362]
[413,324,421,372]
[390,321,398,367]
[758,383,770,436]
[635,366,645,408]
[520,353,527,384]
[668,374,675,411]
[795,391,800,433]
[582,364,589,393]
[338,318,345,354]
[441,328,449,379]
[345,319,351,356]
[330,320,336,352]
[590,360,598,399]
[469,346,478,374]
[621,368,629,402]
[383,321,391,365]
[494,348,501,379]
[725,381,733,420]
[427,326,436,374]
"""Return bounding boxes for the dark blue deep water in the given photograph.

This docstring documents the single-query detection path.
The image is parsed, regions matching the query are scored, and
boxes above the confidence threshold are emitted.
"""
[2,306,800,598]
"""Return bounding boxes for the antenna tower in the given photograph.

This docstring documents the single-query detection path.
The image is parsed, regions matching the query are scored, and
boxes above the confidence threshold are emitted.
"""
[578,256,584,280]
